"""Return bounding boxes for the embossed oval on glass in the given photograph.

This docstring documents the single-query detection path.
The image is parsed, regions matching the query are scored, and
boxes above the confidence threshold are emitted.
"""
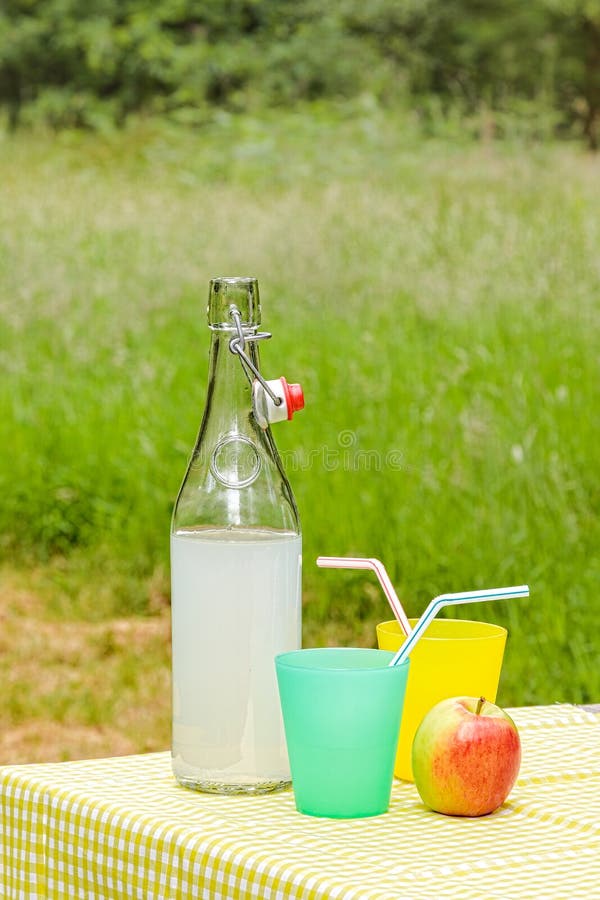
[210,433,262,488]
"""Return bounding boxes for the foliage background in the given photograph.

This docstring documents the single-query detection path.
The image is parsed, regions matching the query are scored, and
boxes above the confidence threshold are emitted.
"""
[1,1,600,146]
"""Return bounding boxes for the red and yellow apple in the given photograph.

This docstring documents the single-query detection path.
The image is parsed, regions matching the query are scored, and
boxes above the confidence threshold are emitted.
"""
[411,696,521,817]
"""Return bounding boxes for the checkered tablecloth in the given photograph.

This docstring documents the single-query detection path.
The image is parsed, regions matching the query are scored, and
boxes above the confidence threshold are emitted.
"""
[1,704,599,899]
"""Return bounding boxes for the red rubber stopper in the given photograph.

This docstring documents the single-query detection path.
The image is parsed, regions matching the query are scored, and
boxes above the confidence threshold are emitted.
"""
[280,378,305,420]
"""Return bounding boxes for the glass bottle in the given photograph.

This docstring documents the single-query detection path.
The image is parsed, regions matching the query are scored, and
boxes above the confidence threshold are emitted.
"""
[170,276,302,794]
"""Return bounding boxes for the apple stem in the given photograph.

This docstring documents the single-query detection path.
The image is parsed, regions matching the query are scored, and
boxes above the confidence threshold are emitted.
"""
[476,696,486,716]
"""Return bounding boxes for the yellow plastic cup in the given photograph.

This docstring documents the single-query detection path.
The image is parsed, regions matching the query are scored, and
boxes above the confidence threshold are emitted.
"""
[376,618,507,782]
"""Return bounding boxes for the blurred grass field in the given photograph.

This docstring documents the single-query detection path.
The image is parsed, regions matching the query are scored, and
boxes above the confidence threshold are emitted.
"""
[1,107,599,760]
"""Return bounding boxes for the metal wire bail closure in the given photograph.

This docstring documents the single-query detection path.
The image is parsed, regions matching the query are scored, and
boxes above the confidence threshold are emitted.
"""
[228,305,304,429]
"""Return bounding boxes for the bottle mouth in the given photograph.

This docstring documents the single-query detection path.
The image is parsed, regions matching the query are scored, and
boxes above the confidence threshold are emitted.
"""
[211,276,256,285]
[208,276,261,328]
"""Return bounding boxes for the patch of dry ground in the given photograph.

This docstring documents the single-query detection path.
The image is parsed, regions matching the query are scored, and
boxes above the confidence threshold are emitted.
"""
[0,569,171,764]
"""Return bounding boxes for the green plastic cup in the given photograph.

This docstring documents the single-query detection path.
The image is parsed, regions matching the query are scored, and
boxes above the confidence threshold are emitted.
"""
[275,648,410,818]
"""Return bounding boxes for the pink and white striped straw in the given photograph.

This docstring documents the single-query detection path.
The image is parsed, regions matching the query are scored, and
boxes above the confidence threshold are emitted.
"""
[316,556,412,636]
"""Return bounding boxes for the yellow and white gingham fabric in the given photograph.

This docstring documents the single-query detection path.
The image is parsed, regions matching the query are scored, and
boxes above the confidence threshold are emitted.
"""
[0,705,599,899]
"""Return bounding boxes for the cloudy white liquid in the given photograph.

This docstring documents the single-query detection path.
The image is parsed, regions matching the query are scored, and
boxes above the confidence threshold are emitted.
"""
[170,528,301,792]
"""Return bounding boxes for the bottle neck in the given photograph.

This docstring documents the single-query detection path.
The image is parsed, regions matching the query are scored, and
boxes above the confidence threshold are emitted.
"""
[202,327,259,437]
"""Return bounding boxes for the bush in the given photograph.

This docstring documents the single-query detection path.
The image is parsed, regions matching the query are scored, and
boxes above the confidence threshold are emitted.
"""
[0,1,599,145]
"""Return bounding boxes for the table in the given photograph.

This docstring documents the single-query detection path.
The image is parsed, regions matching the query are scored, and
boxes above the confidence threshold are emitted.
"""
[1,704,599,899]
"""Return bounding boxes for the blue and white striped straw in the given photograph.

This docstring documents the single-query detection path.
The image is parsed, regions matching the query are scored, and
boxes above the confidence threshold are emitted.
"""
[388,584,530,667]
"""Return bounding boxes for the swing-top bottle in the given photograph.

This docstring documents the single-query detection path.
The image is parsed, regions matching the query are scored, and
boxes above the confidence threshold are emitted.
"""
[170,276,303,794]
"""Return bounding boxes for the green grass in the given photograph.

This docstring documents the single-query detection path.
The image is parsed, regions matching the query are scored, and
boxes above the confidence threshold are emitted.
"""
[1,107,599,709]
